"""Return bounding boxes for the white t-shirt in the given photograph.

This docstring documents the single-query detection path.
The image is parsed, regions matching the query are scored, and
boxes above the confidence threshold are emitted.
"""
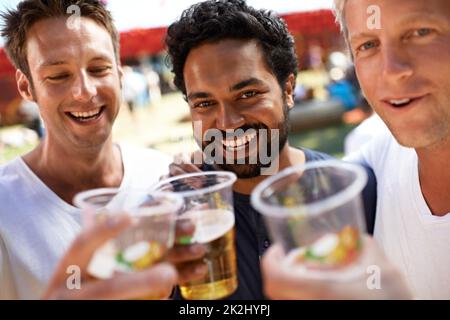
[0,144,171,300]
[344,114,390,156]
[346,134,450,299]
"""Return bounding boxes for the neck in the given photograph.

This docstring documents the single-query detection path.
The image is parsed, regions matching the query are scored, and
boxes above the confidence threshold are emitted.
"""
[23,134,124,204]
[232,144,305,195]
[416,141,450,216]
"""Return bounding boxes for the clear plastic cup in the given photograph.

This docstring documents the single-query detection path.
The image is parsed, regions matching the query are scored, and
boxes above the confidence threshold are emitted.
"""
[251,160,368,281]
[73,189,182,282]
[153,171,238,300]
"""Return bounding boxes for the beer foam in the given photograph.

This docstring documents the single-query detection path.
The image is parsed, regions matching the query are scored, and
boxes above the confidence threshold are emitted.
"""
[188,209,235,244]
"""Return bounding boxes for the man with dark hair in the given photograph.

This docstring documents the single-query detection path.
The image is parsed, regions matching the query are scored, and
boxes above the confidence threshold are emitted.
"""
[0,0,203,299]
[165,0,376,299]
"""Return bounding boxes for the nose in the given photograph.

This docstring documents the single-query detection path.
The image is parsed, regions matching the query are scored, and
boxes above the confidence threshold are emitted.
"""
[381,44,413,82]
[71,71,97,102]
[215,102,245,131]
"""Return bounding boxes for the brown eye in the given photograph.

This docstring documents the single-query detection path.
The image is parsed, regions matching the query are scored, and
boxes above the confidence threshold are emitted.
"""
[194,101,213,109]
[240,90,258,99]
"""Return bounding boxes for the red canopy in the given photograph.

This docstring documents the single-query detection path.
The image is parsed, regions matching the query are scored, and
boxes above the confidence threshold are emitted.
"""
[0,10,339,75]
[0,49,15,76]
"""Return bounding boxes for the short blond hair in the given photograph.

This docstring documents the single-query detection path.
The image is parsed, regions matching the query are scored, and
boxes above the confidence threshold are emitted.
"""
[1,0,120,82]
[333,0,348,40]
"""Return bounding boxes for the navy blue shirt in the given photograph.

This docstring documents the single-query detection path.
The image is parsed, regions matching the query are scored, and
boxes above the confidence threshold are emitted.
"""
[174,148,377,300]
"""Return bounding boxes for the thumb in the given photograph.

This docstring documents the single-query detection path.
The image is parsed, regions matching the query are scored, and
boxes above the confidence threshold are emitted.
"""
[261,244,285,277]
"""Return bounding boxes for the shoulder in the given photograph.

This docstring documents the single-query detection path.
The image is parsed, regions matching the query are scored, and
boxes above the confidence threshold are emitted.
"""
[0,159,32,225]
[344,130,397,168]
[0,158,25,195]
[0,157,20,176]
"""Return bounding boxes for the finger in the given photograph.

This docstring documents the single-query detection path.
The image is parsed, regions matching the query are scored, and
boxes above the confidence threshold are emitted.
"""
[261,245,296,300]
[45,263,178,300]
[176,262,208,285]
[169,163,202,177]
[173,152,190,164]
[261,244,326,300]
[180,163,202,173]
[171,152,203,173]
[261,244,286,277]
[169,165,194,177]
[165,244,206,264]
[262,244,284,269]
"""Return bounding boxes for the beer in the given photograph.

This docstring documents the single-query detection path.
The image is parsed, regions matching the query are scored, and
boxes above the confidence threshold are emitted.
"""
[74,189,181,299]
[179,209,237,300]
[86,211,174,300]
[152,171,238,299]
[87,210,174,278]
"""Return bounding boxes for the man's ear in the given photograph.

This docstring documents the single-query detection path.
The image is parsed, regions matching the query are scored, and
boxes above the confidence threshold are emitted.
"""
[16,69,35,102]
[118,65,124,89]
[284,73,296,110]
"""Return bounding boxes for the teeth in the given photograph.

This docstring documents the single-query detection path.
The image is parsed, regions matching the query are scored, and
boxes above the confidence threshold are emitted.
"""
[389,98,411,105]
[70,108,101,118]
[222,131,257,149]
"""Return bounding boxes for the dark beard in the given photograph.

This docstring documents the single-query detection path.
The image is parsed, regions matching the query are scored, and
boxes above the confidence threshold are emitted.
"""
[201,104,290,179]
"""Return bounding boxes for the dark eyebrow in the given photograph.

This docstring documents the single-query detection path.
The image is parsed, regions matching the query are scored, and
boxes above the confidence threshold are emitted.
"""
[187,91,212,101]
[230,77,264,92]
[186,77,265,101]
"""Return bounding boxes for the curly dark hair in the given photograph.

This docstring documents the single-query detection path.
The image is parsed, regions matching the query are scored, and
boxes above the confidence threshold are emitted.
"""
[165,0,298,97]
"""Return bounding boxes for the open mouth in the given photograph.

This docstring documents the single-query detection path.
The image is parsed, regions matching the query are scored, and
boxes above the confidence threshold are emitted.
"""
[384,95,426,109]
[222,130,258,153]
[66,106,105,123]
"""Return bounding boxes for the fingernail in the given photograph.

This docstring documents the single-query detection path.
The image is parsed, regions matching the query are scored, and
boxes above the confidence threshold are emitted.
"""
[195,264,207,275]
[190,244,205,255]
[160,264,177,281]
[178,219,193,230]
[106,214,128,228]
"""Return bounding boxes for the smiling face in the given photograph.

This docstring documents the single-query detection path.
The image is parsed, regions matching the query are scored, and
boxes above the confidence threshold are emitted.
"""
[183,39,295,179]
[17,17,122,151]
[346,0,450,149]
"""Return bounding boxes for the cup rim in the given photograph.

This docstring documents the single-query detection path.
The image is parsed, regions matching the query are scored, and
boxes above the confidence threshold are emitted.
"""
[250,160,368,218]
[73,187,184,212]
[152,171,237,197]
